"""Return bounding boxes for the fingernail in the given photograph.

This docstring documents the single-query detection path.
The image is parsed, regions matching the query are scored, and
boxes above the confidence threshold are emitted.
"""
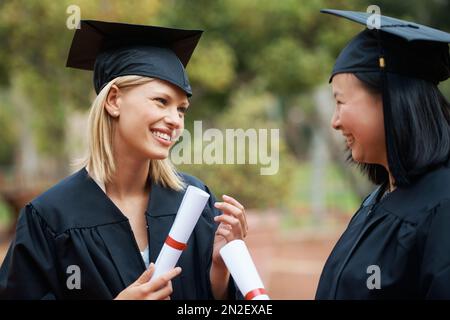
[214,202,221,208]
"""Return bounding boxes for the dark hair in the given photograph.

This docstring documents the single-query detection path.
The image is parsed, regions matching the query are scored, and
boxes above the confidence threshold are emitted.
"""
[352,72,450,187]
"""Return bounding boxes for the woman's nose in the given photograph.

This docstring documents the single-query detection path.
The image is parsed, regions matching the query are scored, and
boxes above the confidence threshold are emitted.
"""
[164,107,182,129]
[331,109,341,130]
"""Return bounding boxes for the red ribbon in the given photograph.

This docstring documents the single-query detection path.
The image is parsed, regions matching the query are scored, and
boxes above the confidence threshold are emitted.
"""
[165,235,187,251]
[244,288,267,300]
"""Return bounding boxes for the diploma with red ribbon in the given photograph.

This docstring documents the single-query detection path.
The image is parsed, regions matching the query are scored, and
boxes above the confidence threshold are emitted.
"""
[150,185,210,282]
[220,239,270,300]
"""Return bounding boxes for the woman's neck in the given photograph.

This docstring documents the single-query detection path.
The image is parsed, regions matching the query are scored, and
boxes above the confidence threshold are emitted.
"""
[106,155,150,199]
[381,157,396,192]
[388,172,396,192]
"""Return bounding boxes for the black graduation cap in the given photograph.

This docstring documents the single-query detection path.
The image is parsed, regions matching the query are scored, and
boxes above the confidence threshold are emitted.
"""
[321,9,450,187]
[321,9,450,85]
[66,20,203,96]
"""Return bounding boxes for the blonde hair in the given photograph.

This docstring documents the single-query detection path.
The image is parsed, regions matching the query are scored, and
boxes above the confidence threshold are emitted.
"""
[81,75,185,191]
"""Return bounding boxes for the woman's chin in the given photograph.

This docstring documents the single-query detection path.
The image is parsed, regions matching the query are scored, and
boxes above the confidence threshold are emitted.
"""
[149,153,169,160]
[144,149,169,160]
[350,150,363,163]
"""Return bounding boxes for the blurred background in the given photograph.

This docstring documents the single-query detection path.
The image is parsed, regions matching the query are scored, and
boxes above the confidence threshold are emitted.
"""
[1,0,450,299]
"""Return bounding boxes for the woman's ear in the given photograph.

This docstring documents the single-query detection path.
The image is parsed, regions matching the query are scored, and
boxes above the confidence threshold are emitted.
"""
[105,85,121,118]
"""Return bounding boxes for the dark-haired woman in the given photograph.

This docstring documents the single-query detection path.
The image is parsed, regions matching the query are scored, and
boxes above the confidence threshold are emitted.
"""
[316,10,450,299]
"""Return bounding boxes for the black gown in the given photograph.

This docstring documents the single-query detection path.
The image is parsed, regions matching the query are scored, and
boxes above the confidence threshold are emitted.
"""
[0,168,235,299]
[316,161,450,299]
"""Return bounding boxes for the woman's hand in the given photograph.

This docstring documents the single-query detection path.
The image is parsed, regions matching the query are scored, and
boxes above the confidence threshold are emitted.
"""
[213,195,248,264]
[114,263,181,300]
[210,195,248,299]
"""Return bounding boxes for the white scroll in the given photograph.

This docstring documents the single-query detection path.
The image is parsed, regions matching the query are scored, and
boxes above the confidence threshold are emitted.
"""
[220,239,270,300]
[150,185,210,282]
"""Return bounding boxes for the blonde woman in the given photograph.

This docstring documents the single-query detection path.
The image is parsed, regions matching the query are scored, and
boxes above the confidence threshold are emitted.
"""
[0,21,248,300]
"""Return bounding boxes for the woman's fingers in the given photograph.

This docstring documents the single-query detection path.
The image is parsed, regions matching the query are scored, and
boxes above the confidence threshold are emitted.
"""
[214,214,244,239]
[150,281,174,300]
[135,263,155,285]
[144,266,182,292]
[214,200,247,238]
[215,224,234,242]
[116,265,180,300]
[222,194,245,211]
[163,281,173,300]
[223,194,248,233]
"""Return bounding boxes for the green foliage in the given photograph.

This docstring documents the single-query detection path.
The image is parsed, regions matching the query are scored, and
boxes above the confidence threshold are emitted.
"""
[177,87,297,209]
[252,37,332,95]
[158,1,356,107]
[0,91,17,166]
[286,162,361,225]
[0,199,13,227]
[188,38,237,93]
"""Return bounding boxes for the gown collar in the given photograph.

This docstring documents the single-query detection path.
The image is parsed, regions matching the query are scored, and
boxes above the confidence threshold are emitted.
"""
[83,166,184,217]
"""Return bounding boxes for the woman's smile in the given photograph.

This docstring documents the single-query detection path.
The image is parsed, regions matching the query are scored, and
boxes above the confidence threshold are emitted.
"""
[150,128,174,147]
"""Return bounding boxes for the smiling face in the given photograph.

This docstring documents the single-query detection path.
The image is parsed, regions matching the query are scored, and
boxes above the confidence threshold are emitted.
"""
[106,78,189,161]
[331,73,387,166]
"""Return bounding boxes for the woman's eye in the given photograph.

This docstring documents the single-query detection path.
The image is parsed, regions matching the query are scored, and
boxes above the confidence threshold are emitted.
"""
[178,106,188,115]
[153,97,167,105]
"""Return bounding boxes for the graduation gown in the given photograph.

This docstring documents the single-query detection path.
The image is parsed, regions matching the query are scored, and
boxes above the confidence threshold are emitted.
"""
[0,168,230,299]
[316,162,450,299]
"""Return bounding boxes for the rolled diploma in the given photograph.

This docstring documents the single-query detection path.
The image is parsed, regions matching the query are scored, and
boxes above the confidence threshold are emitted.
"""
[220,239,270,300]
[150,185,210,282]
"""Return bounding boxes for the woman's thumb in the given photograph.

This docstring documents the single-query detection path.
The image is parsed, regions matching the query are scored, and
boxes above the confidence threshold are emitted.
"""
[135,263,155,285]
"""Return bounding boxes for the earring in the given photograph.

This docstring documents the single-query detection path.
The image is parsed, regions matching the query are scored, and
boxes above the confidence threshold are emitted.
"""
[113,111,119,117]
